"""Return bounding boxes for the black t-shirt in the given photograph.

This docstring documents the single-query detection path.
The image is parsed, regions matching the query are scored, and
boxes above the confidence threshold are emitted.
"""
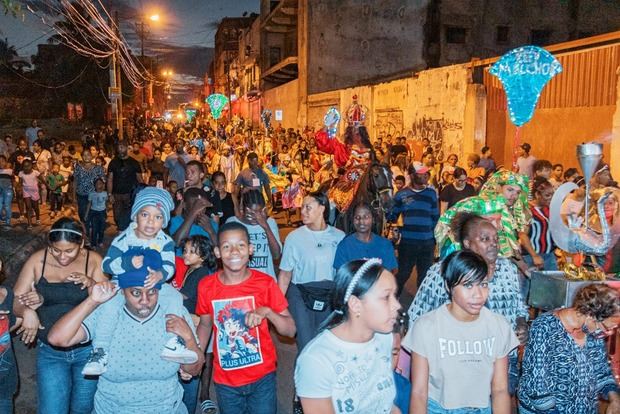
[218,192,235,224]
[439,183,477,208]
[107,156,141,194]
[180,264,215,313]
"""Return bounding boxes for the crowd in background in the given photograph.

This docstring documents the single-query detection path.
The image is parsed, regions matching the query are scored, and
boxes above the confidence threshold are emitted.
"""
[0,113,619,414]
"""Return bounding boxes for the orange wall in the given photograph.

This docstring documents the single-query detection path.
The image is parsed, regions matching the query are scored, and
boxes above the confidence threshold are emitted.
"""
[487,106,614,171]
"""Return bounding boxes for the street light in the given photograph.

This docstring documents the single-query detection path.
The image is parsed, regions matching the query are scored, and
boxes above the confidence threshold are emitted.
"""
[149,14,160,22]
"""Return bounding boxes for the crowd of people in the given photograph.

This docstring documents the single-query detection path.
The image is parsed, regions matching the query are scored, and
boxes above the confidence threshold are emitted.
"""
[0,112,619,414]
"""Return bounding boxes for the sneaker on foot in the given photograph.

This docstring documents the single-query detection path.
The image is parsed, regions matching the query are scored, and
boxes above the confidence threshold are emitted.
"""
[161,336,198,364]
[82,348,108,376]
[36,219,41,225]
[200,399,218,414]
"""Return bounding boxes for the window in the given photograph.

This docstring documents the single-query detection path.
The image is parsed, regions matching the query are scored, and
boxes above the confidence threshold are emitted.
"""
[269,47,281,67]
[496,26,510,44]
[445,26,467,44]
[531,29,552,46]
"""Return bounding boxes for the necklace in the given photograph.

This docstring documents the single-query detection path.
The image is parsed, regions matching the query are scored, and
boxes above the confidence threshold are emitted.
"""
[308,226,328,248]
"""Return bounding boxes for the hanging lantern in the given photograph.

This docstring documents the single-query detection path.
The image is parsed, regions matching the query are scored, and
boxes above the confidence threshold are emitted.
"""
[206,94,229,120]
[323,106,341,139]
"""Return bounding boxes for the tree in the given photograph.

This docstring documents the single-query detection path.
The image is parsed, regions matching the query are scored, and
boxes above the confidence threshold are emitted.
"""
[1,0,21,17]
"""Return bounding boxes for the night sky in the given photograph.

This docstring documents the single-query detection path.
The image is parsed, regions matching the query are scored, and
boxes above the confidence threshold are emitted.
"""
[0,0,259,97]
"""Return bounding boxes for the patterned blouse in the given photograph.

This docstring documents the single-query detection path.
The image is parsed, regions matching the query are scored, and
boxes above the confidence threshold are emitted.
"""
[407,257,528,329]
[73,163,105,196]
[518,313,618,413]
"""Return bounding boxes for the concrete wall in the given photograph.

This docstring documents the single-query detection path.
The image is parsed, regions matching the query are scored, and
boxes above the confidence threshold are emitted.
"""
[261,79,300,130]
[303,64,474,163]
[306,0,428,95]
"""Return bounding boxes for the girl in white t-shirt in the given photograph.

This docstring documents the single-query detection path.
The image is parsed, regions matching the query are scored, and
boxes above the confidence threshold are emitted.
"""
[295,258,402,414]
[406,250,519,414]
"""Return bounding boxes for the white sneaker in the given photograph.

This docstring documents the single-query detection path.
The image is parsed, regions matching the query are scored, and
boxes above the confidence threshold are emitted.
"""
[82,347,108,376]
[161,336,198,364]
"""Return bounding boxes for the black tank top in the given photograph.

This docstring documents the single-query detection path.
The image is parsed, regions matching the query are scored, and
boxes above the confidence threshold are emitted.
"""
[35,249,90,346]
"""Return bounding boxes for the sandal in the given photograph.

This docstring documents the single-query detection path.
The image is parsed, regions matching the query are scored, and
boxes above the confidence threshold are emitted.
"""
[200,399,217,414]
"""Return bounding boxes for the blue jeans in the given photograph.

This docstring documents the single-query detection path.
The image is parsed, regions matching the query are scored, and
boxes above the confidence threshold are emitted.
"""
[214,372,276,414]
[36,341,98,414]
[0,185,12,225]
[428,398,491,413]
[0,398,12,414]
[76,194,89,223]
[508,352,519,396]
[181,376,199,414]
[87,210,106,246]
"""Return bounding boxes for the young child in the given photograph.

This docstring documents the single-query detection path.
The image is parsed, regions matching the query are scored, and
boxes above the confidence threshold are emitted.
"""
[406,250,519,413]
[59,155,74,205]
[196,222,296,414]
[18,159,42,228]
[0,155,14,226]
[82,187,197,376]
[0,257,20,412]
[85,177,108,248]
[47,163,65,219]
[178,235,218,414]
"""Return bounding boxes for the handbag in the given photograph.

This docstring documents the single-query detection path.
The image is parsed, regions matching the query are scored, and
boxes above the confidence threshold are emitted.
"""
[296,283,333,312]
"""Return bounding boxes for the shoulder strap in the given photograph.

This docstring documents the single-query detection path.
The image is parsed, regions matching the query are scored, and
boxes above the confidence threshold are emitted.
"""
[41,248,48,279]
[85,248,90,274]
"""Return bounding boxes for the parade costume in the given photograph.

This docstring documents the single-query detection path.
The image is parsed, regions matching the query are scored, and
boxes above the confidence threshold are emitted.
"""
[314,96,375,212]
[435,170,530,258]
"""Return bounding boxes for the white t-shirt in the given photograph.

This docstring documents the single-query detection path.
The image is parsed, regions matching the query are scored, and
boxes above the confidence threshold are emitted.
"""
[403,304,519,410]
[59,164,73,193]
[280,225,345,284]
[226,216,281,278]
[561,197,585,217]
[35,149,52,175]
[295,330,396,414]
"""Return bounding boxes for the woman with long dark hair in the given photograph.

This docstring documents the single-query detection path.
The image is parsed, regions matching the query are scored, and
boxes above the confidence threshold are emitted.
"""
[295,258,401,414]
[13,218,107,413]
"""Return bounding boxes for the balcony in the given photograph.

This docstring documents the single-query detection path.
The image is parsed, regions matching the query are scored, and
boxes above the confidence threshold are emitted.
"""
[261,0,297,34]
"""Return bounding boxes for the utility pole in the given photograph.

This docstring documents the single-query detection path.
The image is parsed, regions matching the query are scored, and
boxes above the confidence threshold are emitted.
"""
[137,20,147,108]
[113,11,123,140]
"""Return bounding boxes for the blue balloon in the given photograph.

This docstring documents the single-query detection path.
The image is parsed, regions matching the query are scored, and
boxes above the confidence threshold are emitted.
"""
[490,46,562,126]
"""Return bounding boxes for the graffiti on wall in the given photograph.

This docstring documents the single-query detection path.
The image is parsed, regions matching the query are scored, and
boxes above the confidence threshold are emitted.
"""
[375,110,403,138]
[407,116,463,162]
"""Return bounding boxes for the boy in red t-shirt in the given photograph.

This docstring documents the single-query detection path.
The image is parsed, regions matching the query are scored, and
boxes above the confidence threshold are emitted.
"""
[196,222,296,414]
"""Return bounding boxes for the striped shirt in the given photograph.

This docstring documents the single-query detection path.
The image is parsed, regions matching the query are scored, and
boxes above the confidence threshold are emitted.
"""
[388,186,439,242]
[102,223,176,281]
[527,205,554,254]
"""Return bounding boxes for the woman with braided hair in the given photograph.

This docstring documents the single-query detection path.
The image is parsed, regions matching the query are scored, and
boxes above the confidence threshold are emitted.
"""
[294,258,401,414]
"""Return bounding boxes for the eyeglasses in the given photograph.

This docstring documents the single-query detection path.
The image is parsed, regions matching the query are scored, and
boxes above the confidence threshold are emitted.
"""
[587,319,618,339]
